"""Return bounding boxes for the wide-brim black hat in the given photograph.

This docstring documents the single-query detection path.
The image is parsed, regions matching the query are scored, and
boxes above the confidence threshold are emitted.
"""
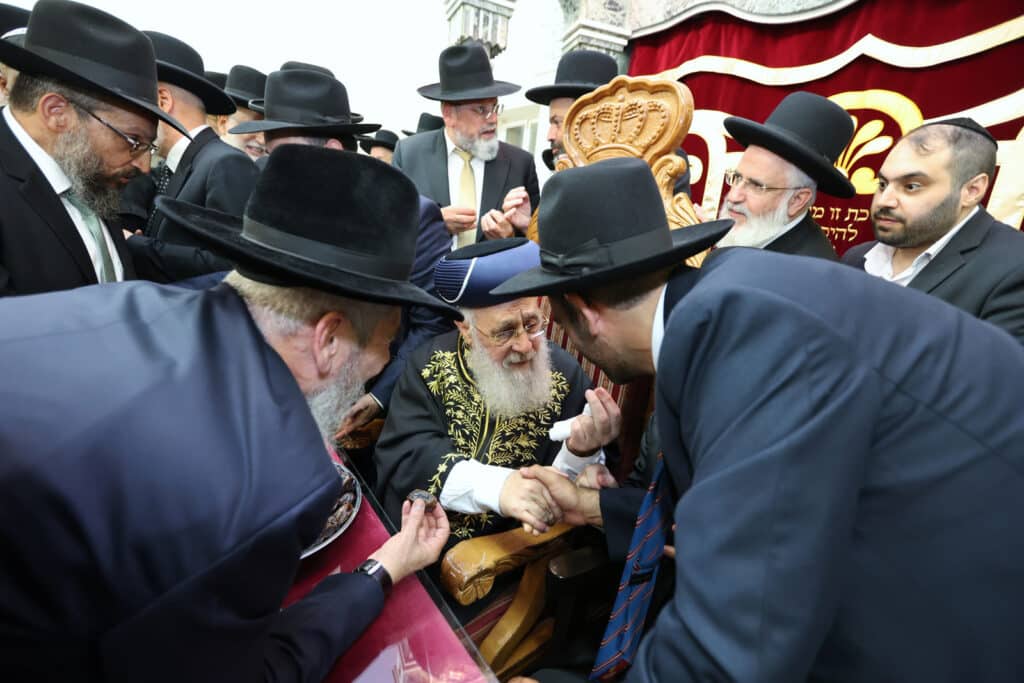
[204,70,227,89]
[223,64,266,109]
[235,69,377,136]
[402,112,444,136]
[492,157,733,297]
[357,129,398,153]
[145,31,235,116]
[280,60,333,77]
[526,49,618,105]
[724,91,855,198]
[156,144,459,318]
[0,4,29,36]
[418,43,519,101]
[0,0,188,136]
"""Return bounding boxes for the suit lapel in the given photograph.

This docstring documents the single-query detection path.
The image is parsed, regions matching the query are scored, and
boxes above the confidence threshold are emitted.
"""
[163,127,217,200]
[477,145,510,240]
[0,117,96,283]
[428,129,450,207]
[909,210,990,294]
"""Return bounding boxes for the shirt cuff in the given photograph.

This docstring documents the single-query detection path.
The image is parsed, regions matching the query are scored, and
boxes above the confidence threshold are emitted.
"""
[367,392,383,410]
[551,442,605,481]
[439,459,515,514]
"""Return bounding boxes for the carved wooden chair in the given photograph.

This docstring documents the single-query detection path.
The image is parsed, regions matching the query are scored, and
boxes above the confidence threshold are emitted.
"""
[437,75,702,680]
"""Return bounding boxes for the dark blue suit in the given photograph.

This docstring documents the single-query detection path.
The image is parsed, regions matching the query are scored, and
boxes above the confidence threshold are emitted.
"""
[0,283,382,681]
[630,248,1024,682]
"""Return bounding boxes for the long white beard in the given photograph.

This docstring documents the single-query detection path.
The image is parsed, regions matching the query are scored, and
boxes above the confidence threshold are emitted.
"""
[305,356,364,443]
[466,332,553,418]
[716,193,797,249]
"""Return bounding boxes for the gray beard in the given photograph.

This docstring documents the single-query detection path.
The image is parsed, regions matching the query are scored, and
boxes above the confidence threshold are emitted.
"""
[716,192,797,249]
[452,128,499,162]
[305,356,364,443]
[466,331,553,418]
[52,124,126,220]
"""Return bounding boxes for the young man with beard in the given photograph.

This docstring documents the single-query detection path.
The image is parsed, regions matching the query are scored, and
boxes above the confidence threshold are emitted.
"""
[393,43,539,247]
[715,91,855,259]
[0,1,190,296]
[843,118,1024,342]
[0,146,457,682]
[374,238,621,550]
[494,158,1024,683]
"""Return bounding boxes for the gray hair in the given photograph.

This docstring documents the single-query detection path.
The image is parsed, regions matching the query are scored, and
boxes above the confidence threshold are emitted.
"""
[902,123,997,189]
[224,270,392,345]
[783,158,818,207]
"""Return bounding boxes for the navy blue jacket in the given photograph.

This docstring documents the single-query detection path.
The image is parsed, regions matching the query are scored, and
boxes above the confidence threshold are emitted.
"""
[630,248,1024,682]
[0,283,382,682]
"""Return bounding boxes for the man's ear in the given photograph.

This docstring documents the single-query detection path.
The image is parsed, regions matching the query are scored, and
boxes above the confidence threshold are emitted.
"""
[38,92,76,133]
[311,311,349,379]
[453,315,473,346]
[960,172,989,209]
[325,138,345,151]
[788,187,813,219]
[564,292,601,337]
[157,85,173,114]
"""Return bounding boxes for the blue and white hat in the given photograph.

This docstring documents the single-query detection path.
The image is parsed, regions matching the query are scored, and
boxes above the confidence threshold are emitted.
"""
[435,238,540,308]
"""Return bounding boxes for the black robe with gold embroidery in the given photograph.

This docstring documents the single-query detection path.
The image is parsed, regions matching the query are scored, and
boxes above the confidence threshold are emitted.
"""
[373,330,590,544]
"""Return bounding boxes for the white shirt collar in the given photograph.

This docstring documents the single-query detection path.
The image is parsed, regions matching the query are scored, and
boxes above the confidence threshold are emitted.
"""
[651,284,668,372]
[165,124,209,173]
[3,106,72,196]
[863,206,979,286]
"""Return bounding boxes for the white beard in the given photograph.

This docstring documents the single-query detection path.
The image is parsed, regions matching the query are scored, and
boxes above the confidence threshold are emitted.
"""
[452,128,499,162]
[716,193,797,249]
[466,332,553,418]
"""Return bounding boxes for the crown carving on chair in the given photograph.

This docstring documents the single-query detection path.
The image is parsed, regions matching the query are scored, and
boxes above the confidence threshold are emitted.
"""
[559,75,703,239]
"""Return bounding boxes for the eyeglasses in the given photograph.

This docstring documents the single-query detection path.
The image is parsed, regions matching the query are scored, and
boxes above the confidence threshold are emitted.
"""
[724,169,805,195]
[71,101,159,158]
[475,314,548,346]
[458,102,503,119]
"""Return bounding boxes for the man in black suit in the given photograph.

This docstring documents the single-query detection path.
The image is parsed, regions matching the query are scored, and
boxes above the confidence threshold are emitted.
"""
[716,92,855,259]
[126,32,258,283]
[843,118,1024,342]
[393,43,539,247]
[0,0,190,296]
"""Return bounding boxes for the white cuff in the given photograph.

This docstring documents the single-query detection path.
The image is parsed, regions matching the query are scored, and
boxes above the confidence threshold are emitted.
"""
[551,442,605,481]
[439,459,515,514]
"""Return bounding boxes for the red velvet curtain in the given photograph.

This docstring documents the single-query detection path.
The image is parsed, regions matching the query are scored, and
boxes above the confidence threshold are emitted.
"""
[628,0,1024,254]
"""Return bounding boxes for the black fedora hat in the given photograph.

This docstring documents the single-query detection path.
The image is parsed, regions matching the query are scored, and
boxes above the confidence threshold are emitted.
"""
[526,49,618,105]
[0,0,188,136]
[204,70,227,89]
[418,43,519,102]
[357,129,398,153]
[223,64,266,110]
[402,112,444,136]
[156,144,459,318]
[0,3,29,36]
[281,60,333,77]
[724,91,855,198]
[231,69,378,136]
[145,31,235,116]
[492,158,733,297]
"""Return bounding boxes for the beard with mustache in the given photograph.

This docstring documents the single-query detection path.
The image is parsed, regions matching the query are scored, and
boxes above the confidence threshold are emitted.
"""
[305,355,365,444]
[716,190,797,249]
[451,126,499,162]
[872,191,960,249]
[466,330,553,418]
[53,122,140,220]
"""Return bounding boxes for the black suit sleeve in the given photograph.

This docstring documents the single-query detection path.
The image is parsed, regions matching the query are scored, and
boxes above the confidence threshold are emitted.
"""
[524,155,540,218]
[978,263,1024,344]
[205,148,260,216]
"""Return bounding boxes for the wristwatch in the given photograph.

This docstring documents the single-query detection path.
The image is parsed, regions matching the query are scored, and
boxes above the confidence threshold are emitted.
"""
[354,559,393,597]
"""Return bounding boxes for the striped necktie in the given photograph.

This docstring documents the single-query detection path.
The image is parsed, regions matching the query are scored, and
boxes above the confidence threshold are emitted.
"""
[64,191,116,283]
[145,163,173,234]
[454,148,476,248]
[591,452,673,680]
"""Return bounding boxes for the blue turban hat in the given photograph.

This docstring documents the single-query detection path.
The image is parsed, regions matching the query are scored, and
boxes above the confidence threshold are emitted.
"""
[434,238,540,309]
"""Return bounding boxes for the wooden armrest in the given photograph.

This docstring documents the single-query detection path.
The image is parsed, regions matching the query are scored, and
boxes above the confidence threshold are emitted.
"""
[440,523,572,606]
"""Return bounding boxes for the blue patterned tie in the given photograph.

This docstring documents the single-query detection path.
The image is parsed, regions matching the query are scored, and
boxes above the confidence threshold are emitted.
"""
[591,452,673,680]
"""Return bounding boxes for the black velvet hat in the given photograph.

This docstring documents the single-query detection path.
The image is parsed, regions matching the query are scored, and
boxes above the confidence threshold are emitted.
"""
[144,31,235,116]
[0,0,188,136]
[492,158,733,297]
[724,91,855,198]
[0,3,29,36]
[357,129,398,153]
[231,69,378,136]
[156,144,459,318]
[223,65,266,110]
[402,112,444,136]
[525,50,618,105]
[418,43,519,101]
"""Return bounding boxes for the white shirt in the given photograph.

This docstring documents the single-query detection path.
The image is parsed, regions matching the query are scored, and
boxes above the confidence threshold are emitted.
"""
[651,284,668,372]
[444,129,486,249]
[165,124,209,172]
[863,206,978,286]
[3,106,124,282]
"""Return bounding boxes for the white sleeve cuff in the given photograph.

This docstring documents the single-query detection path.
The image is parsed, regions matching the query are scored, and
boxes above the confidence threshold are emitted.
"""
[439,459,515,514]
[551,442,605,481]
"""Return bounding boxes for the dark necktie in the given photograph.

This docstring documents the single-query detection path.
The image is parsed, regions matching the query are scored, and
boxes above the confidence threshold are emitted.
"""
[145,164,173,234]
[590,452,673,680]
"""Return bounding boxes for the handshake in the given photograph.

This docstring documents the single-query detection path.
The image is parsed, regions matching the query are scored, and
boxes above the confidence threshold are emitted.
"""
[498,462,618,535]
